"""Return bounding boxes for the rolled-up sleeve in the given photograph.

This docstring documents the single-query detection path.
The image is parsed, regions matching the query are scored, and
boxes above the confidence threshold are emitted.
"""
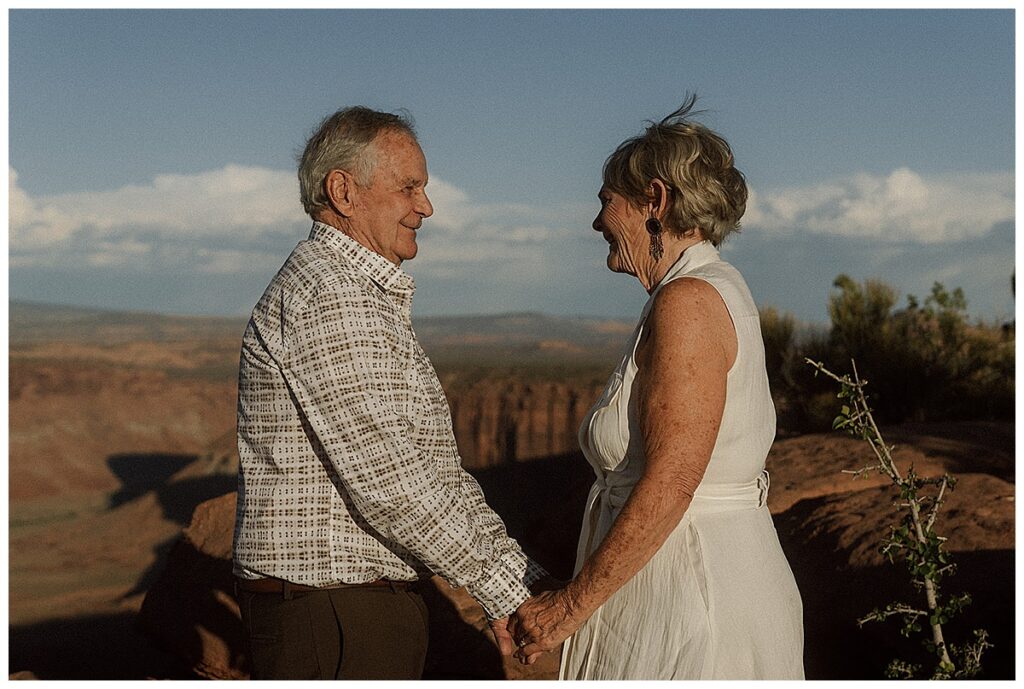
[283,278,531,619]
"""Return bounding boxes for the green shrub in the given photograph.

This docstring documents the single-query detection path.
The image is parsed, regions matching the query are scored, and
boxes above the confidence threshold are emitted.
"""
[760,275,1014,432]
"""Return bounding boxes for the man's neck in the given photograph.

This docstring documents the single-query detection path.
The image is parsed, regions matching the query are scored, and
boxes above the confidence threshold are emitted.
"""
[312,211,401,267]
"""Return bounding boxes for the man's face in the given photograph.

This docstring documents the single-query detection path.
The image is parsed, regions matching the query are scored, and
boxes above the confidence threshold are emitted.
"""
[352,130,433,265]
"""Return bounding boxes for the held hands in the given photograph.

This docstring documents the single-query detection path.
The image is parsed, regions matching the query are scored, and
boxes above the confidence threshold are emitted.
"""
[488,616,516,657]
[506,588,587,665]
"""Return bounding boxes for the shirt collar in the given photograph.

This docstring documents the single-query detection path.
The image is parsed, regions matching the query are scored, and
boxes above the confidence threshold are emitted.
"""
[308,221,415,295]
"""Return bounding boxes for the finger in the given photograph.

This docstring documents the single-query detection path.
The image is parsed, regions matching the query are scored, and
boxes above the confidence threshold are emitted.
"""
[490,626,516,657]
[513,648,546,665]
[505,616,520,638]
[493,631,514,657]
[518,641,545,658]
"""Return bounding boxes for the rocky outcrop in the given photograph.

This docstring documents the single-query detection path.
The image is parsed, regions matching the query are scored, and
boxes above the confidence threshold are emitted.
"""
[140,420,1016,680]
[775,473,1014,679]
[8,671,38,680]
[137,494,246,679]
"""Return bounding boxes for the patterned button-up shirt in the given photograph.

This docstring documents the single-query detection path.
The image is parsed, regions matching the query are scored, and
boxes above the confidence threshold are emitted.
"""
[233,222,543,619]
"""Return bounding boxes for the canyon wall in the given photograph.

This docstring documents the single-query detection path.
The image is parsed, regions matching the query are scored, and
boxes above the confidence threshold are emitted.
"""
[440,374,607,469]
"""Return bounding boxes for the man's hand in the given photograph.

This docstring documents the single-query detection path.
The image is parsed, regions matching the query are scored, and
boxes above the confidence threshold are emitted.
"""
[507,589,586,665]
[488,616,516,656]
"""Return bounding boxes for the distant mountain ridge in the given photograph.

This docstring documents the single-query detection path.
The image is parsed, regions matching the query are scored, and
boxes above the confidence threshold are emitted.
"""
[9,301,634,365]
[9,301,248,345]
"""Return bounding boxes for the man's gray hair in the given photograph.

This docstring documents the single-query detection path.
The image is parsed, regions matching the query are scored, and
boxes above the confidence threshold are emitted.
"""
[297,106,417,216]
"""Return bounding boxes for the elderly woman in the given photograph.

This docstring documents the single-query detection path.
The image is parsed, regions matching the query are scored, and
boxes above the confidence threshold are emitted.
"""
[507,97,804,679]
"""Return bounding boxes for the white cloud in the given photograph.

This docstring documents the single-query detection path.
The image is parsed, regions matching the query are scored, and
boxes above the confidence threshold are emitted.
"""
[10,164,308,272]
[745,168,1013,243]
[413,178,570,271]
[8,166,570,274]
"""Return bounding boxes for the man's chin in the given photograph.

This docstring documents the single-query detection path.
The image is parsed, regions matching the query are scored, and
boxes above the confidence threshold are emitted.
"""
[398,242,419,263]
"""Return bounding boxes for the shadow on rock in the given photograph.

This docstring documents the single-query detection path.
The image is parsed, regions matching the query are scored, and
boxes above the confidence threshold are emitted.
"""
[154,473,238,525]
[8,612,195,680]
[107,453,197,509]
[886,421,1015,483]
[132,448,1013,680]
[467,451,595,580]
[776,486,1014,680]
[123,470,238,599]
[138,522,248,679]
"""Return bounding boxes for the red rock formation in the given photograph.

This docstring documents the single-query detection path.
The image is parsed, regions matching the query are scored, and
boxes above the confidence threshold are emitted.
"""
[442,376,606,468]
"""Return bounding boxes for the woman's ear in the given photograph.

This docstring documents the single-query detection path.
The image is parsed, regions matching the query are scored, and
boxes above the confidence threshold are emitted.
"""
[648,178,670,220]
[325,169,356,217]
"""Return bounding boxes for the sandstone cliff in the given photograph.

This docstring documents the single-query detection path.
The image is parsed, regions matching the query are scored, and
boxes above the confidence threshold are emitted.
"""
[440,373,607,468]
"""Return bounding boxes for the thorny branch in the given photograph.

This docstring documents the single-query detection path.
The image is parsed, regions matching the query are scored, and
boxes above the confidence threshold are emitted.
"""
[805,357,991,679]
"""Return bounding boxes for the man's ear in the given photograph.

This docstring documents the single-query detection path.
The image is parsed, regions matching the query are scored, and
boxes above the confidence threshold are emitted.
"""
[325,169,356,217]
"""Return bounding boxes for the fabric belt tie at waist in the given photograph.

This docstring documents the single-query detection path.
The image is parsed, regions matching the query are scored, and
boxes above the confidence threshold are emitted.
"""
[590,468,771,512]
[234,576,419,599]
[691,469,771,510]
[574,469,771,575]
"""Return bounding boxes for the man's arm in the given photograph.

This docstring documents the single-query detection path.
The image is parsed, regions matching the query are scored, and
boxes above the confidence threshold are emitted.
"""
[283,279,531,620]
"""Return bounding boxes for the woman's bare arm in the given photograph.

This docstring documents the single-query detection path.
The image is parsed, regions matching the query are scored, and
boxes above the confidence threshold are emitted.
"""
[510,277,735,660]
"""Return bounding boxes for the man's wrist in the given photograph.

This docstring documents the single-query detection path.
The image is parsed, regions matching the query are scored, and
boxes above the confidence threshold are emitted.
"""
[467,564,531,621]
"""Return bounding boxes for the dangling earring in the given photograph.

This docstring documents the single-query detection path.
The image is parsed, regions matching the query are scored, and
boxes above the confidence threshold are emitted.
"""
[646,218,664,261]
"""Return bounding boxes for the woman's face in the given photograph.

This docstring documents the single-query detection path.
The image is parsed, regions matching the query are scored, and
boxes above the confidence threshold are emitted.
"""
[593,185,648,276]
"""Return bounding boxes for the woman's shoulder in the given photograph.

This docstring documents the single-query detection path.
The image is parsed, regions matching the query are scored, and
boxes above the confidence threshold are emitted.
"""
[678,259,758,319]
[639,276,737,374]
[648,277,734,338]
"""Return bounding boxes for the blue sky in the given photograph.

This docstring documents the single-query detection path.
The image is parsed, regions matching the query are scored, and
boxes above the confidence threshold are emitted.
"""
[9,9,1015,325]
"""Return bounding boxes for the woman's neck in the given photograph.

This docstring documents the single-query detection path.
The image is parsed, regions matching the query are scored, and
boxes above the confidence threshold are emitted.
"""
[639,233,706,293]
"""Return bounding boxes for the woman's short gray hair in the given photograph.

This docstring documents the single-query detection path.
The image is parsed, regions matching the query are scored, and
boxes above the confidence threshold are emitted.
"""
[603,95,747,247]
[298,106,417,216]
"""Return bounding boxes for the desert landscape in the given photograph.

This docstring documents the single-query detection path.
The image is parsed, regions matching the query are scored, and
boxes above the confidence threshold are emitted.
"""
[8,300,1014,679]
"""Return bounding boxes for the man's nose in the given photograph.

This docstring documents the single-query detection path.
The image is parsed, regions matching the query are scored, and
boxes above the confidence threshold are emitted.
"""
[418,191,434,218]
[592,215,602,232]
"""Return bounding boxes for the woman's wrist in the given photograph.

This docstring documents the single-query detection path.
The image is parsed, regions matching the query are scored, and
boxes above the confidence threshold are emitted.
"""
[563,575,598,620]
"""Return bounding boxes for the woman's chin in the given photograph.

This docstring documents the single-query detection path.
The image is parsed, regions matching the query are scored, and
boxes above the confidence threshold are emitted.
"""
[606,247,627,273]
[605,246,618,270]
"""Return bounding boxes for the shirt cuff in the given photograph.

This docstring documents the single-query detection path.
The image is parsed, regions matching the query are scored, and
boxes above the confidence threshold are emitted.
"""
[465,550,532,620]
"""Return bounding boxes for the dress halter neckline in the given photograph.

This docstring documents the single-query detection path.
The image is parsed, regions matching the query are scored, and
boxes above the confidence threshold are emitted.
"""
[654,240,720,291]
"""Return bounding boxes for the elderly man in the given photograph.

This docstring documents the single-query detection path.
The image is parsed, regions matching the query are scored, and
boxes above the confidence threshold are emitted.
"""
[232,107,544,679]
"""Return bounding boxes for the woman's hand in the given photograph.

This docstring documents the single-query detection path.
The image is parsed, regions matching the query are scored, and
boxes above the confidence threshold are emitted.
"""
[507,588,586,664]
[487,616,517,656]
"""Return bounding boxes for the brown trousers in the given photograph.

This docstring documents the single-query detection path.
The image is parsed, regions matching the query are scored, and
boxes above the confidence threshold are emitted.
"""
[237,584,429,680]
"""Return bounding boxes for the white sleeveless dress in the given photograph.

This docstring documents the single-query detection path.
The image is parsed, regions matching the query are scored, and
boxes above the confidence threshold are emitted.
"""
[559,241,804,680]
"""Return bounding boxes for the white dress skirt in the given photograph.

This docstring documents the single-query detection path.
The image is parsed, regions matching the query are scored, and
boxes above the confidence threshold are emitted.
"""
[559,241,804,680]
